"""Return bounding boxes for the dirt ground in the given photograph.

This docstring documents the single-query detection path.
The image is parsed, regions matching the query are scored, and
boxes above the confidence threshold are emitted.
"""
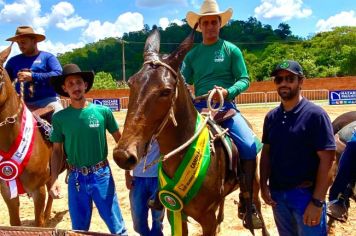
[0,103,355,235]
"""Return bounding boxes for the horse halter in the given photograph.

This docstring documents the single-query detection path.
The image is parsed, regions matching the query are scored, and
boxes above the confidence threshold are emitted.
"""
[0,67,24,127]
[143,59,179,140]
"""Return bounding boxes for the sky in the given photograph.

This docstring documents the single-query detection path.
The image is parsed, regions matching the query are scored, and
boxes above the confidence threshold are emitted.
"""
[0,0,355,57]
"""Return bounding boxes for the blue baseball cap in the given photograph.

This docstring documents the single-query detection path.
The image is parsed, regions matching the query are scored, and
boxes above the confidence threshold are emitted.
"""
[271,60,304,76]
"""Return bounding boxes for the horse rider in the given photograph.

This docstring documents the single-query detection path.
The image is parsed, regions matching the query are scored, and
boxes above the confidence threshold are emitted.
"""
[5,26,63,113]
[260,60,336,235]
[181,0,262,229]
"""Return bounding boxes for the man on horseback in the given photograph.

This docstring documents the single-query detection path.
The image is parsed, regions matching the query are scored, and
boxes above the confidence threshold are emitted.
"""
[181,0,262,229]
[5,26,63,113]
[260,60,335,235]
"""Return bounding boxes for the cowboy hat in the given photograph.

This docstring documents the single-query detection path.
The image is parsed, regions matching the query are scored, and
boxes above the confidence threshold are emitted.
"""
[50,64,95,97]
[186,0,233,32]
[6,26,46,42]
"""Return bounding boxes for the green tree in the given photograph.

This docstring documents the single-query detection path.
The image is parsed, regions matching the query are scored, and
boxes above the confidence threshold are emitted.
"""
[92,71,117,90]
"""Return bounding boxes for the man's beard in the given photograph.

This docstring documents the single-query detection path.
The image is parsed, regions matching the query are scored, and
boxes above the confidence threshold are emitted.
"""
[278,86,299,100]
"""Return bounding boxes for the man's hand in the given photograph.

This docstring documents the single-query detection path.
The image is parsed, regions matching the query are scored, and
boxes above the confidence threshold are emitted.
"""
[49,179,62,199]
[212,86,228,100]
[17,71,33,82]
[303,202,323,226]
[125,171,133,190]
[260,185,276,207]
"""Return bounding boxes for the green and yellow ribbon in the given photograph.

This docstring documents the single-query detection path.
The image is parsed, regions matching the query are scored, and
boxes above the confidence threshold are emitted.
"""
[158,113,211,236]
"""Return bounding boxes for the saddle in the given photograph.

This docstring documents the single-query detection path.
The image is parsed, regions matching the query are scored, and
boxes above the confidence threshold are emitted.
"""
[27,105,54,140]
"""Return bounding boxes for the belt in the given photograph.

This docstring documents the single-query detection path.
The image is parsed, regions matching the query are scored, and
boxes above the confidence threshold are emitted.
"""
[68,160,109,176]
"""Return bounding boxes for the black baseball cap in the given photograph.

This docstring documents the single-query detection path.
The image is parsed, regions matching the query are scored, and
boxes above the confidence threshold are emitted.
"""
[271,60,304,76]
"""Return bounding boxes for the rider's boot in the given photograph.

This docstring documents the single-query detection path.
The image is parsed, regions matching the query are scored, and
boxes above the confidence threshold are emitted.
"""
[239,159,263,231]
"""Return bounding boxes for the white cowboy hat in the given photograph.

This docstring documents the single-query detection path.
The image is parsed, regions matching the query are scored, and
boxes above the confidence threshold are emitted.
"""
[186,0,233,32]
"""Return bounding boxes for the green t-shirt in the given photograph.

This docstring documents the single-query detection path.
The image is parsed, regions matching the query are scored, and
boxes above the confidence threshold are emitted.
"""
[181,39,250,100]
[50,103,119,167]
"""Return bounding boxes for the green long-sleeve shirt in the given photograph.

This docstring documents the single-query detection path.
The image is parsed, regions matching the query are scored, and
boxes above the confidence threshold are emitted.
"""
[181,39,250,101]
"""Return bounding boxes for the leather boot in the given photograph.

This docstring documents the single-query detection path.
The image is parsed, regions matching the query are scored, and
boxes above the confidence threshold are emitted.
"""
[239,159,263,232]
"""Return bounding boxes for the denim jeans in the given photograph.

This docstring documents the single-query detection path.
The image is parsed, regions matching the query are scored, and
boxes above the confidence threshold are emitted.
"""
[68,165,127,235]
[194,100,259,159]
[329,141,356,201]
[26,96,63,113]
[130,177,164,236]
[271,187,327,236]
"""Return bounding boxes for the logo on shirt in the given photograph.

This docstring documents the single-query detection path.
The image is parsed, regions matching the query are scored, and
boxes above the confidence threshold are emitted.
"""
[33,59,42,64]
[88,115,99,128]
[214,51,224,62]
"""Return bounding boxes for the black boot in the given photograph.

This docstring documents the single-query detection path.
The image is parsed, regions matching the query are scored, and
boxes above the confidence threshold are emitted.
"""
[239,159,263,232]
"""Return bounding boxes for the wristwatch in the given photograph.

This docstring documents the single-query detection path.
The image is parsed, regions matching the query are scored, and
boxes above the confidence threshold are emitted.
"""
[310,197,325,208]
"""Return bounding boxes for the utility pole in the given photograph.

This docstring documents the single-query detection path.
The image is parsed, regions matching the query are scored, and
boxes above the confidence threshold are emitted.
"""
[121,39,126,82]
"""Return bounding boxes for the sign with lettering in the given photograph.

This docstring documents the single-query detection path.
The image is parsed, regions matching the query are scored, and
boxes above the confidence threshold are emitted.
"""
[329,90,356,105]
[93,99,120,111]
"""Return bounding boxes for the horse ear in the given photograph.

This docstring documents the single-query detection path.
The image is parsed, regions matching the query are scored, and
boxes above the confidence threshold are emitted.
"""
[144,28,160,56]
[165,23,197,71]
[0,43,13,65]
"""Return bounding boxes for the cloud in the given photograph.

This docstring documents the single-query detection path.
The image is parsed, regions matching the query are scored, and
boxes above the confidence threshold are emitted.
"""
[39,40,85,55]
[254,0,312,21]
[0,0,88,33]
[82,12,144,42]
[316,11,356,32]
[159,17,184,29]
[136,0,187,8]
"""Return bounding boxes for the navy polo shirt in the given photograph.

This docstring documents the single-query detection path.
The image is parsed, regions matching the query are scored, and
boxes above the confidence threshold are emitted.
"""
[262,98,335,190]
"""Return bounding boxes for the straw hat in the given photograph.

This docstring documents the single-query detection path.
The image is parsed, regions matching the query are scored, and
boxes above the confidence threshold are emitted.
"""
[186,0,233,32]
[50,64,94,97]
[6,26,45,42]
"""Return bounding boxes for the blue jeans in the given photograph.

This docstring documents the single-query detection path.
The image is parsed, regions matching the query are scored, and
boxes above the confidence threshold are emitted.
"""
[329,141,356,201]
[130,177,164,236]
[194,101,259,159]
[68,165,127,235]
[27,96,63,113]
[271,187,327,236]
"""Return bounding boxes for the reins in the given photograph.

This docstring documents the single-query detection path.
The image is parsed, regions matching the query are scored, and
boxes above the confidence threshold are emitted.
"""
[0,70,27,127]
[142,59,225,170]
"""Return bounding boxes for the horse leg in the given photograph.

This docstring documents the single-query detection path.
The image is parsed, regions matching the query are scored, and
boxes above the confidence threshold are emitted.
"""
[0,185,21,226]
[32,185,47,227]
[197,210,218,236]
[216,199,225,234]
[44,181,53,223]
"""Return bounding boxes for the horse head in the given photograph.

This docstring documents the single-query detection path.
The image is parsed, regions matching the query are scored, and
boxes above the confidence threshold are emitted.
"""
[113,26,197,170]
[0,44,15,108]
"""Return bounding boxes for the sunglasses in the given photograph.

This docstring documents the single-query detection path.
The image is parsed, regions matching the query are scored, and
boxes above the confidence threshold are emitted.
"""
[273,75,299,84]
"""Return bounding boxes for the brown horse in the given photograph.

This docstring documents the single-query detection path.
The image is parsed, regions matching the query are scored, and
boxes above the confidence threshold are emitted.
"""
[0,45,53,226]
[113,29,268,235]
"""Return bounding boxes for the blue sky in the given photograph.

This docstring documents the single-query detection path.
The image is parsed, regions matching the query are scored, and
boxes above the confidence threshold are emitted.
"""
[0,0,355,56]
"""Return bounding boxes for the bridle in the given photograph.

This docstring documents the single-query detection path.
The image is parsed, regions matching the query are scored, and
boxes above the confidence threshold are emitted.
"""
[141,59,211,169]
[0,67,24,127]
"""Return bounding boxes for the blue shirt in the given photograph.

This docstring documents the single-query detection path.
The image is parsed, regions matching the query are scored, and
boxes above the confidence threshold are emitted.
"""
[133,140,160,177]
[5,51,62,103]
[262,98,336,190]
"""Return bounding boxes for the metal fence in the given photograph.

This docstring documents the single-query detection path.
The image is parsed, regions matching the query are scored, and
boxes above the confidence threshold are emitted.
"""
[237,89,329,105]
[64,89,329,110]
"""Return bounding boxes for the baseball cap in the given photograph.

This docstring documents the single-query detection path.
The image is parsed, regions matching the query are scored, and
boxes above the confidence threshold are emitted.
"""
[271,60,304,76]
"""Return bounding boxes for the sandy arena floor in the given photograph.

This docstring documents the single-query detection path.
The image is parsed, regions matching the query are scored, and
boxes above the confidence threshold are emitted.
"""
[0,103,355,236]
